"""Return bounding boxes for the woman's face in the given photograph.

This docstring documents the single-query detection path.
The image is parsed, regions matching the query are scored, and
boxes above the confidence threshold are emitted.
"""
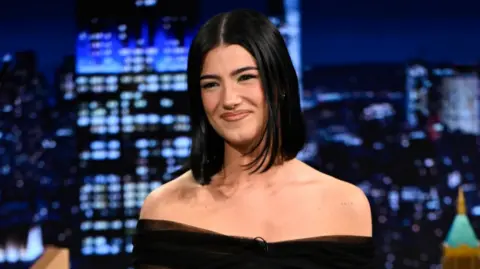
[200,44,267,148]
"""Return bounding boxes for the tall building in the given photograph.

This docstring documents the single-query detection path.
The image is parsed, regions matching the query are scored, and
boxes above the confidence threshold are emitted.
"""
[405,64,479,135]
[55,55,76,102]
[0,51,50,264]
[45,54,79,251]
[405,63,431,130]
[442,187,480,268]
[75,0,197,264]
[267,0,302,105]
[439,75,479,135]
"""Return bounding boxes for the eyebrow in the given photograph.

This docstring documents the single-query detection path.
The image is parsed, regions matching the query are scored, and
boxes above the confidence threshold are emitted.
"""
[200,66,258,81]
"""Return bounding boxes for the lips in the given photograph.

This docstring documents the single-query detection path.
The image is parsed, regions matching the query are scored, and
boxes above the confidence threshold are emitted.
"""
[220,111,250,122]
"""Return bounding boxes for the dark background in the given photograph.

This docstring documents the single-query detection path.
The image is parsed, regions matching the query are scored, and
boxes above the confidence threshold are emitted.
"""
[1,1,479,79]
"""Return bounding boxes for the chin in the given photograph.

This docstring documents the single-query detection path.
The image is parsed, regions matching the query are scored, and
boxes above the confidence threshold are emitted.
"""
[224,132,256,146]
[221,127,261,149]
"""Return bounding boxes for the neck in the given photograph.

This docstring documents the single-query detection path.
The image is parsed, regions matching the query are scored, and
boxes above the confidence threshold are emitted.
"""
[210,142,282,189]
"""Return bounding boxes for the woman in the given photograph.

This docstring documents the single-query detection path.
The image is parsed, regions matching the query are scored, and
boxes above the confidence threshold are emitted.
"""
[134,9,374,269]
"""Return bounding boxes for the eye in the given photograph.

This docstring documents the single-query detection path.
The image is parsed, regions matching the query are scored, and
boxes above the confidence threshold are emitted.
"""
[201,82,218,90]
[238,74,257,82]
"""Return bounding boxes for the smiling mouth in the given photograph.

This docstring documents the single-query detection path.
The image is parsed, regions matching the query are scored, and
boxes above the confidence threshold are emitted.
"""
[221,112,250,122]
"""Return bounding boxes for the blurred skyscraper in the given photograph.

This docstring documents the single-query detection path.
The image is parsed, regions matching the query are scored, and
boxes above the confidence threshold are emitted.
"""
[0,48,79,268]
[267,0,302,105]
[75,1,197,267]
[439,75,479,135]
[0,51,51,264]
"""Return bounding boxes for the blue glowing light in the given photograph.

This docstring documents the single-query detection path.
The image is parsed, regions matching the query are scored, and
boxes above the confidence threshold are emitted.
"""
[76,22,195,74]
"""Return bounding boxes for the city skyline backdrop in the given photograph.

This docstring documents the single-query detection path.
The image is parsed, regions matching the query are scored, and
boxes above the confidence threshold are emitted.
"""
[1,0,480,81]
[0,1,480,269]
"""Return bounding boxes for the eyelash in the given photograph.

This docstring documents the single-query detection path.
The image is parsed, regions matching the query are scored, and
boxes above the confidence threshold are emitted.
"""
[238,74,257,81]
[201,82,218,89]
[201,74,258,89]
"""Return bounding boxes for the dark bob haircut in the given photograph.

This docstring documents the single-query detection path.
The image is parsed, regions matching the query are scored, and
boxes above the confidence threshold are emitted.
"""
[187,9,305,184]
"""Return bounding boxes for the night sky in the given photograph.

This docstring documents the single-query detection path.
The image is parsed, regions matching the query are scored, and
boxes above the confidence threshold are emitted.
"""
[0,0,479,78]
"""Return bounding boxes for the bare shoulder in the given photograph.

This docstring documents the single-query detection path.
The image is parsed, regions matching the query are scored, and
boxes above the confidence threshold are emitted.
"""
[293,161,372,237]
[320,173,372,237]
[329,177,371,219]
[139,170,197,220]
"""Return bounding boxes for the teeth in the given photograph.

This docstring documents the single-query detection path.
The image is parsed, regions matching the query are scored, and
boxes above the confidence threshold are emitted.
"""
[0,226,44,263]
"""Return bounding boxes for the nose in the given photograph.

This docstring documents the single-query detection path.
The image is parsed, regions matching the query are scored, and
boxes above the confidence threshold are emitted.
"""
[222,83,241,110]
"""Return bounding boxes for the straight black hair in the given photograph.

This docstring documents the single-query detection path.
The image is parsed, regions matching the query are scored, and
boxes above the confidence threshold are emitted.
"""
[187,9,305,184]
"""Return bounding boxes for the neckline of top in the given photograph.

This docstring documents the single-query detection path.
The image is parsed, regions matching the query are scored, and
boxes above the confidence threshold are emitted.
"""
[137,219,373,245]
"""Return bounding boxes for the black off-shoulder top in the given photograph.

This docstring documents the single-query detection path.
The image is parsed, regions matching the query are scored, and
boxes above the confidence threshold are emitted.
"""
[133,219,374,269]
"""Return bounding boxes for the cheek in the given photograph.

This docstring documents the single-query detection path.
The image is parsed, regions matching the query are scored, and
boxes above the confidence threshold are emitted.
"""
[201,93,218,117]
[252,87,267,117]
[252,83,265,105]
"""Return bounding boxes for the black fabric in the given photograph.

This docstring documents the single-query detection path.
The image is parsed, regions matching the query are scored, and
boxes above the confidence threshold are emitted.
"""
[133,219,374,269]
